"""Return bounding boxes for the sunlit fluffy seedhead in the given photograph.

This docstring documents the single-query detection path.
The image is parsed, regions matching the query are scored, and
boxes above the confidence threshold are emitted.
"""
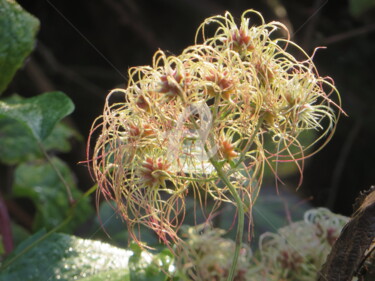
[88,10,342,247]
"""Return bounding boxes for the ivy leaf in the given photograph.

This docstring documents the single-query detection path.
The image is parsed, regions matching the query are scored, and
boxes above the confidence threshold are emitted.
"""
[77,269,130,281]
[0,0,39,94]
[43,122,81,152]
[10,222,30,249]
[0,116,80,165]
[0,233,177,281]
[12,158,93,232]
[7,228,46,259]
[0,232,133,281]
[0,91,74,142]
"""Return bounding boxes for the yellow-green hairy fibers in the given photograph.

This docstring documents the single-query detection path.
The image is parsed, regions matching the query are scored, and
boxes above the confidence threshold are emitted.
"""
[88,10,342,253]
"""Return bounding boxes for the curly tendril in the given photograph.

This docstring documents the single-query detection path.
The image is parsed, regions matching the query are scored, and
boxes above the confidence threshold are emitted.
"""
[88,10,342,248]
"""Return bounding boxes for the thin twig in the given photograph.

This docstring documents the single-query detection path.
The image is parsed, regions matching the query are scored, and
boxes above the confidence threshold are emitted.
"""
[322,23,375,45]
[4,200,33,230]
[327,117,362,209]
[25,59,55,93]
[157,0,224,16]
[266,0,294,35]
[38,142,75,205]
[36,43,106,99]
[103,0,160,50]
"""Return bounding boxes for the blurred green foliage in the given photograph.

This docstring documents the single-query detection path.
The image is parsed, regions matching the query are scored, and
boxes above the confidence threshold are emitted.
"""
[0,231,174,281]
[12,158,92,232]
[349,0,375,16]
[0,0,39,94]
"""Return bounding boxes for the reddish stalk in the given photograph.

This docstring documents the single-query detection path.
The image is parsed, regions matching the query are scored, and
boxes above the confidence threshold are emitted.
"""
[0,195,13,255]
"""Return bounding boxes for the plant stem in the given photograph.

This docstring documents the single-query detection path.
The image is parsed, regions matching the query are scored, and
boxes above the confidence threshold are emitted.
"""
[38,142,74,204]
[209,157,244,281]
[209,117,263,280]
[196,110,263,280]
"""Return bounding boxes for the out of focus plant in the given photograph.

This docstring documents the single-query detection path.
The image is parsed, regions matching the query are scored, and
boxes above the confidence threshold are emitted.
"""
[177,224,251,281]
[0,0,93,267]
[89,9,342,280]
[248,208,348,280]
[174,208,348,281]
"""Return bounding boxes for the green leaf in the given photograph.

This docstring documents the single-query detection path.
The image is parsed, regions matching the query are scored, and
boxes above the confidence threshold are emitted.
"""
[0,117,40,164]
[0,233,177,281]
[0,232,132,281]
[12,158,93,232]
[0,116,80,165]
[0,0,39,94]
[0,91,74,141]
[8,228,46,258]
[11,222,31,249]
[349,0,375,16]
[77,269,130,281]
[43,122,81,152]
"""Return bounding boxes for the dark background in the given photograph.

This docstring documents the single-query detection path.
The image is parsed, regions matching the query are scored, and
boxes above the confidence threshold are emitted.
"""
[8,0,375,217]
